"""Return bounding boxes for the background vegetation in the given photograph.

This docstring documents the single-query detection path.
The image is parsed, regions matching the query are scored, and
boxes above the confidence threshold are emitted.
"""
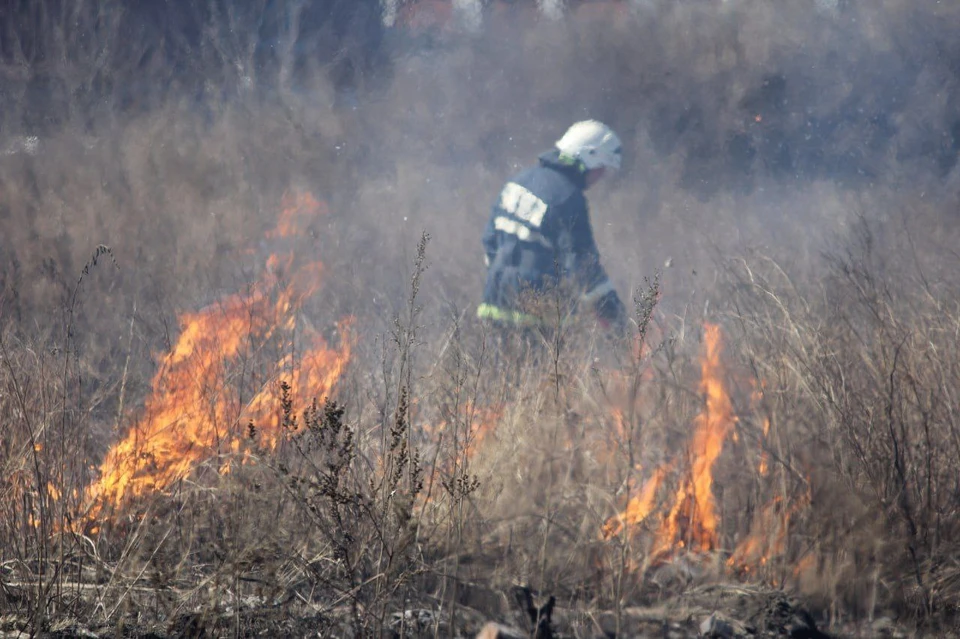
[2,0,960,636]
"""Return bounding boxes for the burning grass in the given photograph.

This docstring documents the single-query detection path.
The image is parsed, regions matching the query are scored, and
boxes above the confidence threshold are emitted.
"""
[4,188,960,636]
[4,2,960,636]
[602,323,740,558]
[79,192,353,527]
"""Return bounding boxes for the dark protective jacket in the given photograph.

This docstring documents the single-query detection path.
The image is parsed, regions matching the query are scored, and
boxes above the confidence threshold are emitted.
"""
[478,150,626,327]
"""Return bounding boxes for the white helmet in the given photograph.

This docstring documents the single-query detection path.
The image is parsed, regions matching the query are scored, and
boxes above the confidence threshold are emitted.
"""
[555,120,622,171]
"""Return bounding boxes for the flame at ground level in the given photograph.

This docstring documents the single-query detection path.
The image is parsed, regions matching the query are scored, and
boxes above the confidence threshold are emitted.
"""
[419,404,502,498]
[81,192,352,524]
[602,323,738,555]
[654,323,737,554]
[601,467,668,539]
[727,483,813,577]
[601,323,811,577]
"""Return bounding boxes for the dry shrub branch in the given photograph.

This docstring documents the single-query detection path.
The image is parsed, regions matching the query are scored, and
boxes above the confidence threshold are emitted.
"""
[3,1,960,636]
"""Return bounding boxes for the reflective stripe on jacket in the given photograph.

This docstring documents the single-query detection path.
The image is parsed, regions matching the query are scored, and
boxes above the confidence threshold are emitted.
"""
[479,150,616,324]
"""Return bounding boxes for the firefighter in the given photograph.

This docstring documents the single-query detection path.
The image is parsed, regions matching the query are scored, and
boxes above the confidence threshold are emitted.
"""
[478,120,628,335]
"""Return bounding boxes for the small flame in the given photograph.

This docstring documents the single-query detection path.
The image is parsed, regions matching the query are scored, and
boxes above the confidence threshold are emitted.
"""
[602,468,667,539]
[758,416,771,476]
[751,379,771,476]
[727,484,812,577]
[601,323,814,580]
[424,404,501,464]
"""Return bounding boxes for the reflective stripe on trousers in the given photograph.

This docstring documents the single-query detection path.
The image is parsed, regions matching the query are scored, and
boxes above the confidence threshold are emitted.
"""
[476,303,541,327]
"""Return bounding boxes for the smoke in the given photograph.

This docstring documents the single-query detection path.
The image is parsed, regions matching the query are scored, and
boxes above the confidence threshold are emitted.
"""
[1,0,959,348]
[351,0,960,321]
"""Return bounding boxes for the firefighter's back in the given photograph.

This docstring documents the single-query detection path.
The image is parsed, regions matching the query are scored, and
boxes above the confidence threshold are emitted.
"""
[481,155,586,314]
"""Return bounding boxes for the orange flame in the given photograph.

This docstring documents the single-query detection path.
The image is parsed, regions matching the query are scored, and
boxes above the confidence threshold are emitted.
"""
[423,404,501,465]
[653,323,736,554]
[727,485,811,577]
[602,323,737,558]
[601,467,667,539]
[750,378,771,476]
[601,323,814,578]
[757,417,771,476]
[81,192,352,523]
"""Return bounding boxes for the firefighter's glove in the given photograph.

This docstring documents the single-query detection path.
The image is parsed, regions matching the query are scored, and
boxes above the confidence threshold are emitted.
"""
[595,290,628,337]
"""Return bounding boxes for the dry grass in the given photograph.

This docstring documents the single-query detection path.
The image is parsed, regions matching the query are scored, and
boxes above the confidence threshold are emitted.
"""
[3,1,960,636]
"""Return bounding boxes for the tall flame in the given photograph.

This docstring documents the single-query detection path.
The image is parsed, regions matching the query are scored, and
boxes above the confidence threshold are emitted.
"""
[82,192,352,523]
[600,323,812,576]
[602,323,736,557]
[653,323,736,553]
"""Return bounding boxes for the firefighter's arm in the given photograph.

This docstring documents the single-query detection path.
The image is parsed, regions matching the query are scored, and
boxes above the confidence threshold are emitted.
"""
[482,210,498,267]
[567,198,627,330]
